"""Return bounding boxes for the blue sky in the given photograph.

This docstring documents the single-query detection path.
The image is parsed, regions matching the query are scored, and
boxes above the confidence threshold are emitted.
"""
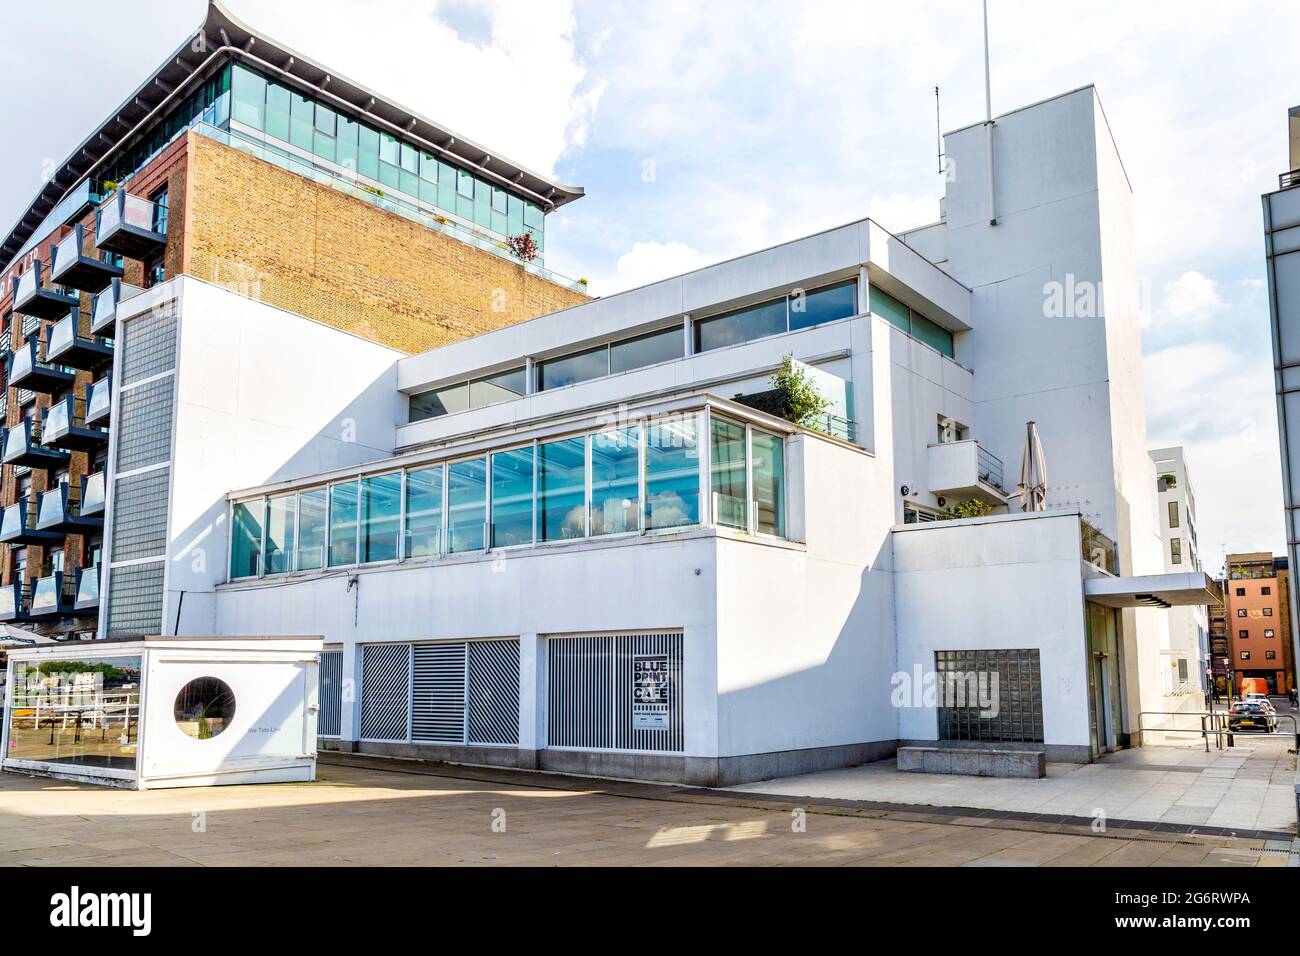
[1,0,1297,571]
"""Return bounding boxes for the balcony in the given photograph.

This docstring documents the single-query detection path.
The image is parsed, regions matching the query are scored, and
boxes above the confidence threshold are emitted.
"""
[0,496,64,546]
[12,260,78,319]
[90,278,143,336]
[1282,169,1300,191]
[74,565,100,613]
[43,395,108,452]
[7,337,75,393]
[45,309,113,370]
[95,190,167,258]
[0,583,30,623]
[28,571,75,619]
[3,417,70,470]
[50,224,121,292]
[927,439,1007,505]
[81,471,106,517]
[86,376,112,427]
[35,482,103,534]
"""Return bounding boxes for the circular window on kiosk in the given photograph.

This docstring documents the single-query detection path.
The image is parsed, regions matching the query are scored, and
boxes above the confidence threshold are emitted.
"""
[173,678,236,739]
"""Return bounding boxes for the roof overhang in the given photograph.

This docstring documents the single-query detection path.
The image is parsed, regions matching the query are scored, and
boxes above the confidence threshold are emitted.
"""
[1084,571,1223,609]
[1,0,584,272]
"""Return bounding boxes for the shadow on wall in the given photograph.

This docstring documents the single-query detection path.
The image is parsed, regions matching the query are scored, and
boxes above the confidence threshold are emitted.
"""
[162,362,401,636]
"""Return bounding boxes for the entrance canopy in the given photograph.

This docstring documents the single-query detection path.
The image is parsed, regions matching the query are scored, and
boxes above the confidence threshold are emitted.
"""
[1083,571,1223,609]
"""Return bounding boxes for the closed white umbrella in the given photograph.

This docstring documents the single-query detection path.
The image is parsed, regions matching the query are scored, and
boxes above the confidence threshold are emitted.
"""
[1017,420,1048,512]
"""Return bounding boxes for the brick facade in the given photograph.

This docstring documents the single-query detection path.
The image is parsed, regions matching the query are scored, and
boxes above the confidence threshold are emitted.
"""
[182,132,589,355]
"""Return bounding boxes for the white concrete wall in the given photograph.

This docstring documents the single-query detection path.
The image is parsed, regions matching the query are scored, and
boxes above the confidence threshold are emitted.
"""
[165,278,404,635]
[892,511,1092,750]
[713,435,895,757]
[940,86,1169,735]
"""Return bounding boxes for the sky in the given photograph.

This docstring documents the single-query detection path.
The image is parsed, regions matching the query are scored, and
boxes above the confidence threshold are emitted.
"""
[1,0,1297,573]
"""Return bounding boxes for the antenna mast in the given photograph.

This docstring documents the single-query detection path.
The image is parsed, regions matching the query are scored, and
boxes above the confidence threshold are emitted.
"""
[983,0,997,225]
[935,86,944,174]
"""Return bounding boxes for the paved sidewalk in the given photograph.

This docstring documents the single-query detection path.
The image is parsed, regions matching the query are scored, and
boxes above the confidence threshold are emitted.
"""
[0,755,1291,866]
[729,736,1297,837]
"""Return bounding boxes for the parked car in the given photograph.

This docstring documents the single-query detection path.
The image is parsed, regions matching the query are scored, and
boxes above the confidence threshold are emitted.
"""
[1228,701,1278,733]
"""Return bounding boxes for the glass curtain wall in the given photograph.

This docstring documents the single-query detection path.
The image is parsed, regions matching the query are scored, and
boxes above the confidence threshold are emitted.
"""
[229,410,788,578]
[228,62,545,250]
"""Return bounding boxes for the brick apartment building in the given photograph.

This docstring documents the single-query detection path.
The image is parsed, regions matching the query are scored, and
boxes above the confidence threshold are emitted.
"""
[1224,551,1297,695]
[0,1,588,638]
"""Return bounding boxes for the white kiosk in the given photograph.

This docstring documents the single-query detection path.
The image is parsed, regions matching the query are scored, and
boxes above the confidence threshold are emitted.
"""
[2,635,322,789]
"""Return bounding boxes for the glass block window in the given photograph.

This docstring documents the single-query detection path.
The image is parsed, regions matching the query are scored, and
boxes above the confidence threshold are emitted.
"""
[106,561,166,639]
[935,648,1044,743]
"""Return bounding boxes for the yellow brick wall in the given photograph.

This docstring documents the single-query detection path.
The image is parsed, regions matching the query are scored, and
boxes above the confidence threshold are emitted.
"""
[182,132,589,354]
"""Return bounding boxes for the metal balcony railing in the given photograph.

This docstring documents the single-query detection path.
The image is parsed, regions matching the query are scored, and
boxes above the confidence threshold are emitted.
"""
[28,571,74,619]
[977,443,1004,490]
[1281,169,1300,190]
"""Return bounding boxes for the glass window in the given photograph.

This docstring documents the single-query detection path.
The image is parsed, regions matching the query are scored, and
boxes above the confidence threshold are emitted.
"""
[610,326,684,374]
[508,194,524,236]
[469,366,527,408]
[357,125,380,181]
[336,116,359,174]
[410,382,469,422]
[265,81,290,141]
[645,415,700,530]
[404,465,443,559]
[400,141,419,173]
[230,500,263,578]
[380,131,399,166]
[910,312,955,358]
[694,298,788,353]
[1171,538,1182,565]
[360,473,402,563]
[1168,500,1179,528]
[457,168,475,199]
[539,437,587,542]
[591,427,640,536]
[420,150,439,182]
[474,181,492,228]
[264,494,296,574]
[314,102,337,135]
[328,480,359,567]
[438,161,457,212]
[447,458,487,553]
[6,656,141,769]
[491,447,534,548]
[289,90,314,151]
[790,280,857,331]
[537,346,609,391]
[297,487,328,571]
[751,431,785,536]
[870,287,911,332]
[710,417,748,530]
[231,64,266,130]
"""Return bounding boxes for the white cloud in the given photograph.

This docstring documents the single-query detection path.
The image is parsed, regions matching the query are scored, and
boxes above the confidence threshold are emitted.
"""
[599,241,711,295]
[1152,270,1223,333]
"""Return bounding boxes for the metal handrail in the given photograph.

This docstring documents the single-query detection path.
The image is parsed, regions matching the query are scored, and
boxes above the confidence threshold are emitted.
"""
[1281,169,1300,190]
[976,443,1003,489]
[1137,708,1298,753]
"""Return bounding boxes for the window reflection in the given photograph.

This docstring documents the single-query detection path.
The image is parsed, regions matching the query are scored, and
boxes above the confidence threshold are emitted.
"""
[645,415,700,529]
[592,427,640,535]
[539,438,587,541]
[6,657,141,770]
[448,458,487,553]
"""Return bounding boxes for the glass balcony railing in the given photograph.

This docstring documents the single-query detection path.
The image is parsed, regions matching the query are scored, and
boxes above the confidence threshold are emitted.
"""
[36,481,102,533]
[7,337,75,394]
[29,571,72,619]
[11,259,78,319]
[50,223,121,292]
[90,278,143,336]
[75,565,100,611]
[1081,519,1119,575]
[86,376,112,426]
[193,121,588,294]
[42,395,108,452]
[95,189,167,258]
[2,417,69,469]
[0,582,28,622]
[82,472,106,517]
[45,309,113,371]
[0,496,63,545]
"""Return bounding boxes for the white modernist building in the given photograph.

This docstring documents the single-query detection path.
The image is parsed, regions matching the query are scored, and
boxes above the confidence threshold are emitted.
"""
[13,85,1220,787]
[1149,447,1209,703]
